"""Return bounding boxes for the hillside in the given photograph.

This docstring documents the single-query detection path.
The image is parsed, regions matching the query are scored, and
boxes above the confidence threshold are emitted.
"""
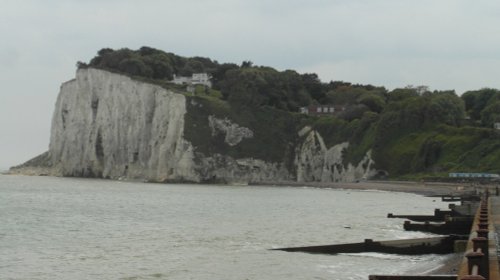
[11,47,500,182]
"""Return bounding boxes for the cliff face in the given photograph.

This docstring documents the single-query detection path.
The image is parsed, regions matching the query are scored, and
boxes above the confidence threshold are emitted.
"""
[295,128,376,182]
[49,68,197,181]
[16,68,375,183]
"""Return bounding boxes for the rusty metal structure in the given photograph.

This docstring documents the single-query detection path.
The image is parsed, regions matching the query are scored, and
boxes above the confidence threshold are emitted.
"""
[456,193,500,280]
[372,192,500,280]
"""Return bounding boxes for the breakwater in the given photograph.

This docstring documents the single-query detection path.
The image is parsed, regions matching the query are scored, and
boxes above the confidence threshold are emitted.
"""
[455,192,500,280]
[275,187,500,280]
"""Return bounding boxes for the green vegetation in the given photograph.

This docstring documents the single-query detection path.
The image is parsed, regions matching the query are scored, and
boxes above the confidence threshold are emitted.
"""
[79,46,387,112]
[80,47,500,179]
[184,95,302,166]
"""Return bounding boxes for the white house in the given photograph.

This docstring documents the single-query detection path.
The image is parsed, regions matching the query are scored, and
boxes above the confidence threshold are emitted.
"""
[299,105,346,116]
[494,122,500,130]
[172,73,212,88]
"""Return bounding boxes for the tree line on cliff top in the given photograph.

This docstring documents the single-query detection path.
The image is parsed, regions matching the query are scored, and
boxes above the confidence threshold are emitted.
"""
[79,46,500,129]
[79,47,500,177]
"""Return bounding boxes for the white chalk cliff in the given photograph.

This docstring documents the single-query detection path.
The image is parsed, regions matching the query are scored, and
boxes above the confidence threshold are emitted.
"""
[15,68,375,183]
[49,68,197,181]
[208,115,254,146]
[295,129,376,182]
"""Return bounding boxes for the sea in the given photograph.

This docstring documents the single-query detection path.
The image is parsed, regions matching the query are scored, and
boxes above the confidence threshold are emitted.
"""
[0,175,454,280]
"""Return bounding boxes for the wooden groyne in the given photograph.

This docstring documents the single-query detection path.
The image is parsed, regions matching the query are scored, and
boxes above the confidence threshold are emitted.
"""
[271,186,500,279]
[403,219,473,235]
[272,236,465,255]
[388,209,454,222]
[372,192,500,280]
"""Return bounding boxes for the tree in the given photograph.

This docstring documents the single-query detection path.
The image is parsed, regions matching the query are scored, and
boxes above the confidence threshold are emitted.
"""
[97,48,114,56]
[221,69,268,108]
[89,48,134,70]
[338,104,369,121]
[357,93,385,113]
[143,54,174,80]
[421,91,464,126]
[210,63,239,90]
[139,46,160,56]
[241,61,253,68]
[76,61,88,68]
[461,88,500,121]
[387,88,419,102]
[118,58,153,77]
[301,73,324,102]
[480,100,500,127]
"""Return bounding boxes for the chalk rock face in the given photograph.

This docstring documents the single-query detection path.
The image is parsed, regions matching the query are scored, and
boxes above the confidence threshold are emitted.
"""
[196,155,292,183]
[22,68,375,183]
[208,116,254,146]
[49,68,198,181]
[295,129,376,182]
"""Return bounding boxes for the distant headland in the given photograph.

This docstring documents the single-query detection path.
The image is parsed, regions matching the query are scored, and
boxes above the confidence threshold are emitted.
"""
[10,47,500,183]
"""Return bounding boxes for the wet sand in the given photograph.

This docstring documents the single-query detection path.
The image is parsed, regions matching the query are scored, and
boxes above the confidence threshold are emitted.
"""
[429,253,463,275]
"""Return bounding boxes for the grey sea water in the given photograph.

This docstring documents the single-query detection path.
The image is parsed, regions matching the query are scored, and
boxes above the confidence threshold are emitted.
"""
[0,175,452,280]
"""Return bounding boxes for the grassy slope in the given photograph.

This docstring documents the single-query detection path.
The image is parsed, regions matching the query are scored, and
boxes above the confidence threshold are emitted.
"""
[372,124,500,179]
[185,96,500,179]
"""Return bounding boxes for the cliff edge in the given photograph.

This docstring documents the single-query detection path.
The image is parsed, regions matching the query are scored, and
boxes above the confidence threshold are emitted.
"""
[11,68,375,183]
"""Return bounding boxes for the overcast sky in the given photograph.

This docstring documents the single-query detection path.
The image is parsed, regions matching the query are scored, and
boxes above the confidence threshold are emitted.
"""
[1,0,500,170]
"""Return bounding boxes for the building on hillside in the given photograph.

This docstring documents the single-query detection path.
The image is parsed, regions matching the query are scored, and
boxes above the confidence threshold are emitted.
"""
[191,73,211,87]
[172,73,212,88]
[299,105,346,116]
[494,122,500,130]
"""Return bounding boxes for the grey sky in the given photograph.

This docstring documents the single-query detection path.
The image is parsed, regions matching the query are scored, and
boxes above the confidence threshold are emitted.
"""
[1,0,500,169]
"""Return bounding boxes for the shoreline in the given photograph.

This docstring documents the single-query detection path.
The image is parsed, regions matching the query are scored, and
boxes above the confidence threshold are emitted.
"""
[429,253,462,275]
[251,180,474,196]
[3,171,477,197]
